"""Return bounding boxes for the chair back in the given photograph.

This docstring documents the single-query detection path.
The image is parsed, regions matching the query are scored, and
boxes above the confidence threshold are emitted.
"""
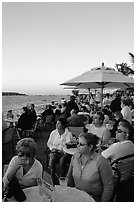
[2,127,15,144]
[111,154,134,183]
[68,126,84,138]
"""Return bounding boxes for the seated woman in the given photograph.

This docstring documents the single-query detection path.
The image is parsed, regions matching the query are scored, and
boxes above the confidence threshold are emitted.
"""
[87,111,110,147]
[102,119,134,163]
[67,133,113,202]
[3,138,43,192]
[47,118,74,185]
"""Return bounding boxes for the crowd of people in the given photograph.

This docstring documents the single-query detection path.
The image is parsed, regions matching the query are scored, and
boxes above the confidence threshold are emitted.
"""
[2,89,134,201]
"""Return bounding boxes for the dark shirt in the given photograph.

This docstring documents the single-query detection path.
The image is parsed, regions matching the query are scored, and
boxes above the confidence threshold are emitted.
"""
[66,101,79,118]
[110,98,121,113]
[29,110,37,123]
[41,109,54,120]
[17,112,32,130]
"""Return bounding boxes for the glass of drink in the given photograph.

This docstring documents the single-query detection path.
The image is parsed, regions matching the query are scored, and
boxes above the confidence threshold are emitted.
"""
[59,177,67,187]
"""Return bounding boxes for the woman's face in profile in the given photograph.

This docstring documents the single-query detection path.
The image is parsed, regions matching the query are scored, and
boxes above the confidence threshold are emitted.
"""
[56,120,63,130]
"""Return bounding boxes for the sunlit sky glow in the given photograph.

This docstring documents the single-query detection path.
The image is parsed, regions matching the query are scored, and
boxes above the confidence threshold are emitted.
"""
[2,1,134,95]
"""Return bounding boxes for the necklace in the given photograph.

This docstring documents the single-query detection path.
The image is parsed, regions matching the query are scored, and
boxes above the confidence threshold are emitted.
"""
[80,155,90,170]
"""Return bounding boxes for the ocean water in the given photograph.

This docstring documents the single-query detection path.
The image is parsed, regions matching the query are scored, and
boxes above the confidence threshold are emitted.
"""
[2,95,70,116]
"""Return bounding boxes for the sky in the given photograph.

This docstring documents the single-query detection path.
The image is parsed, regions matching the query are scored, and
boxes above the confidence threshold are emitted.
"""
[2,1,134,95]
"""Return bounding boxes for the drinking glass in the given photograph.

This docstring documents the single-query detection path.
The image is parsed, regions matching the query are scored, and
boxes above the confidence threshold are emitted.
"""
[59,177,67,187]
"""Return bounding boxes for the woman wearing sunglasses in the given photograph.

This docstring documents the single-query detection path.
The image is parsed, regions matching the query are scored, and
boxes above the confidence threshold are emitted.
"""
[67,132,113,202]
[102,119,134,162]
[3,138,43,193]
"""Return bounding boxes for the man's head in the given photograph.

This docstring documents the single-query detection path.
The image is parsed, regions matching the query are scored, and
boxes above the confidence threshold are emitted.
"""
[70,109,77,115]
[70,95,76,101]
[116,119,133,142]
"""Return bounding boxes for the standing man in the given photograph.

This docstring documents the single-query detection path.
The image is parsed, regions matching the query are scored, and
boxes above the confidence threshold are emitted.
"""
[110,93,121,113]
[65,95,79,118]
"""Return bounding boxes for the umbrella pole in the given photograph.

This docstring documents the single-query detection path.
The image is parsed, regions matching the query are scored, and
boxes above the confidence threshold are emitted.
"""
[88,88,90,104]
[101,85,104,110]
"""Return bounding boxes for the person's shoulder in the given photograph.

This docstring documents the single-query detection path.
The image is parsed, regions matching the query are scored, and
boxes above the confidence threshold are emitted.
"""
[34,159,43,168]
[65,128,72,134]
[89,123,94,128]
[97,153,110,165]
[51,129,57,134]
[10,155,19,163]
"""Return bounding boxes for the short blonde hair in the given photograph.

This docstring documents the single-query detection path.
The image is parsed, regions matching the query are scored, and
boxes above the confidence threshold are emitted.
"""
[16,138,37,157]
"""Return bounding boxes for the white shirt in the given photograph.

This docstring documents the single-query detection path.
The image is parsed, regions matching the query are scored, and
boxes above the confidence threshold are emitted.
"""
[47,128,73,151]
[121,105,132,124]
[87,123,110,144]
[102,140,134,162]
[3,156,43,188]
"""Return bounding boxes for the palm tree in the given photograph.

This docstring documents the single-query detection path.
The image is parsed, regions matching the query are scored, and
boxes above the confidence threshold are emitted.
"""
[115,53,134,76]
[115,63,134,76]
[129,52,134,64]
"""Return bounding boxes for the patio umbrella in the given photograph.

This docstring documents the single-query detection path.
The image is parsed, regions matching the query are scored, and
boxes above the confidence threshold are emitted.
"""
[60,63,134,108]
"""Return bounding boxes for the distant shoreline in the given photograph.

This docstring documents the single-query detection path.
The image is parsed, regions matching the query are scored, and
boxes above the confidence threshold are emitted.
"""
[2,92,27,96]
[2,92,70,97]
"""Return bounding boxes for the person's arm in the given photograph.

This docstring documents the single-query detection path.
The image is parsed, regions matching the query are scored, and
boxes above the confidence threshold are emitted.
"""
[67,157,75,187]
[35,162,43,186]
[47,132,54,150]
[3,157,22,188]
[98,156,113,202]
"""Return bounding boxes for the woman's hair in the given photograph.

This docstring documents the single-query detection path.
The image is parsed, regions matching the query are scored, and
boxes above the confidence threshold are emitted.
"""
[16,138,37,157]
[79,132,99,151]
[114,111,123,120]
[58,118,67,129]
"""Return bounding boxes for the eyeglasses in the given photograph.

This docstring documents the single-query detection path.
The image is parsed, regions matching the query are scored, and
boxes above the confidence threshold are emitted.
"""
[18,152,32,158]
[93,117,99,119]
[117,128,128,134]
[77,142,87,147]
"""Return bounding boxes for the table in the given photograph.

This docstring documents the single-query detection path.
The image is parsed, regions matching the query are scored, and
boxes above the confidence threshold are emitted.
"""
[6,185,95,202]
[5,186,50,202]
[53,186,95,202]
[63,146,78,155]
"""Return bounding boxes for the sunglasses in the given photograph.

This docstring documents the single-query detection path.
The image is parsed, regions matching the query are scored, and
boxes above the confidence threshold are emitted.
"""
[77,142,87,147]
[18,152,32,158]
[117,128,128,134]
